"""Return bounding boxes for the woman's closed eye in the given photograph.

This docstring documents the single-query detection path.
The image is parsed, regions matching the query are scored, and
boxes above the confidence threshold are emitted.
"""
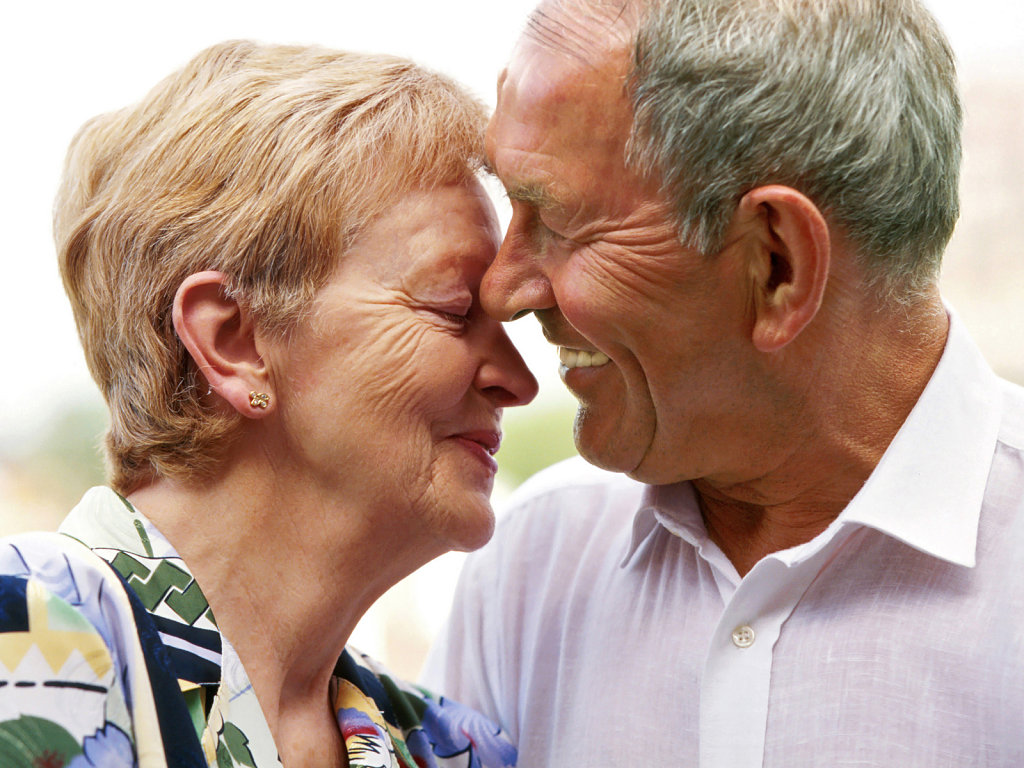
[421,304,472,329]
[436,309,470,326]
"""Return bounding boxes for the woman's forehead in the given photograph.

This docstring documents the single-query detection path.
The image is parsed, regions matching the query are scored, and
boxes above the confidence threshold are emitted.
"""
[330,183,499,287]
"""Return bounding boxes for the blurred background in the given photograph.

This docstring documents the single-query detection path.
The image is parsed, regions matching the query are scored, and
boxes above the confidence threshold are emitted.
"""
[1,0,1021,680]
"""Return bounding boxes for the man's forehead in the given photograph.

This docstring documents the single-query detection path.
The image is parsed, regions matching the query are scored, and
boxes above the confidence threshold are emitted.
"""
[497,0,637,111]
[489,52,631,161]
[486,0,641,203]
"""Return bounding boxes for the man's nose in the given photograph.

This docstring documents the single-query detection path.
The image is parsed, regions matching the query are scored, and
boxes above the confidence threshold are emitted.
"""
[481,222,557,322]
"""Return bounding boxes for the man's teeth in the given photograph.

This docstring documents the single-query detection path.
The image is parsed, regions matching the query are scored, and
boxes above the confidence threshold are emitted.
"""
[559,347,611,368]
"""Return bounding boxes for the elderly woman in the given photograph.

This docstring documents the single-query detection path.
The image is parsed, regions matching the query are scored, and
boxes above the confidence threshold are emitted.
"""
[0,41,537,767]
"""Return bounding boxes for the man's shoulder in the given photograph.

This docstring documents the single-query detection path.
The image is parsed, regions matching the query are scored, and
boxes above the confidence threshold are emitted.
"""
[456,458,645,611]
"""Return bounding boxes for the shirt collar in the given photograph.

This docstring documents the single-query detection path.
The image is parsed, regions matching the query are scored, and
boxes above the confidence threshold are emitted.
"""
[623,309,999,570]
[60,488,228,688]
[622,482,706,568]
[836,309,999,567]
[60,486,179,561]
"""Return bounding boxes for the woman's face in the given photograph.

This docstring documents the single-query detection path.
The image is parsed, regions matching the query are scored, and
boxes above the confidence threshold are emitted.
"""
[264,179,538,553]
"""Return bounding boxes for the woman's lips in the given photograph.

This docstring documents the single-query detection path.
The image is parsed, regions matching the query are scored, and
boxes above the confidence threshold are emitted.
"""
[451,430,501,473]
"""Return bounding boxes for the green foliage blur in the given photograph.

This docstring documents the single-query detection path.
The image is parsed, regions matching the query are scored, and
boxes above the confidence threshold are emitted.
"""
[1,397,108,533]
[26,403,109,493]
[496,399,579,489]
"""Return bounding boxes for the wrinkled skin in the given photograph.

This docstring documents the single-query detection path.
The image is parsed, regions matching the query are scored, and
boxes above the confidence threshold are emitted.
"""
[482,3,775,486]
[263,180,538,553]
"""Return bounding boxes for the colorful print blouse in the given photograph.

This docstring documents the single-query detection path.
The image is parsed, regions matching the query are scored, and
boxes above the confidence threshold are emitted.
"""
[0,487,517,768]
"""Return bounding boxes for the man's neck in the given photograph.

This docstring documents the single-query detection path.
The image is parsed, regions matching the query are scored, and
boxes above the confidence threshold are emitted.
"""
[695,478,863,577]
[696,292,950,577]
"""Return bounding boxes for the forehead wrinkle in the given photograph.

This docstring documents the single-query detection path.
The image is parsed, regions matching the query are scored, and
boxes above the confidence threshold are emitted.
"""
[524,10,593,66]
[524,0,636,67]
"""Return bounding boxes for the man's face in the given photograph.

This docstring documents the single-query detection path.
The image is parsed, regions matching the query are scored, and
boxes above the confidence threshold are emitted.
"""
[483,3,768,485]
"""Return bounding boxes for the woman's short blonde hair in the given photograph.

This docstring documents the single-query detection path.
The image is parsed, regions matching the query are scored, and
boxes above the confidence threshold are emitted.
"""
[55,40,489,492]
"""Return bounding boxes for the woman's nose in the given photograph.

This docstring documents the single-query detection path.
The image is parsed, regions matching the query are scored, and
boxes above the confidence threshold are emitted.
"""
[475,323,539,408]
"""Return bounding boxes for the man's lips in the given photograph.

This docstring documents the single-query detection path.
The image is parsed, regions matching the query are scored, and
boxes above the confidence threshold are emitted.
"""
[558,346,611,369]
[537,316,611,370]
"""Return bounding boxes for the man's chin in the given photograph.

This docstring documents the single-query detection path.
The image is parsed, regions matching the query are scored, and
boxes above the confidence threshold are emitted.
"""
[576,424,691,486]
[623,463,683,486]
[572,408,648,476]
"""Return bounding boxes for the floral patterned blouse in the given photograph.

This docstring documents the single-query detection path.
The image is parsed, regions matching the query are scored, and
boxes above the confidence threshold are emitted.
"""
[0,487,517,768]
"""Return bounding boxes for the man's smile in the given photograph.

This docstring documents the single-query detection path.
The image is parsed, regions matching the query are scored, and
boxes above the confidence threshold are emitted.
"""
[558,346,611,369]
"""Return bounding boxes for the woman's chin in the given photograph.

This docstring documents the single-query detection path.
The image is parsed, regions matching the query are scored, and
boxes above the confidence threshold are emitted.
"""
[434,494,496,554]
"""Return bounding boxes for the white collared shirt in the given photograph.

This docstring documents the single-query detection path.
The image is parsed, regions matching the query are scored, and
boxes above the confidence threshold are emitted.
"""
[423,312,1024,766]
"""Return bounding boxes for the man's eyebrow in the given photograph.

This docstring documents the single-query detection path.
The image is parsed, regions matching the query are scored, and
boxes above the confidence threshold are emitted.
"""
[505,183,565,211]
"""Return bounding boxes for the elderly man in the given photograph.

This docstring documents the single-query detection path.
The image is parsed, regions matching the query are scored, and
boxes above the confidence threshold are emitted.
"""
[423,0,1024,764]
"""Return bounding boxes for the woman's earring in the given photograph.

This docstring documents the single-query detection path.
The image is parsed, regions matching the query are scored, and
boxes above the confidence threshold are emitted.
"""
[249,391,271,409]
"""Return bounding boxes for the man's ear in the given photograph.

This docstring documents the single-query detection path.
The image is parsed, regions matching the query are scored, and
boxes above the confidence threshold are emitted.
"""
[173,271,273,417]
[738,185,831,352]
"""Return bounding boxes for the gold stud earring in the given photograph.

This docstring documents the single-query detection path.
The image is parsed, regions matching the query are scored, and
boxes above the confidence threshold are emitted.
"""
[248,391,270,409]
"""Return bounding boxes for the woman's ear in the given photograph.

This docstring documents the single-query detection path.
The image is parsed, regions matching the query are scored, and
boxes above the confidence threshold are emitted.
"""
[737,185,831,352]
[173,271,273,417]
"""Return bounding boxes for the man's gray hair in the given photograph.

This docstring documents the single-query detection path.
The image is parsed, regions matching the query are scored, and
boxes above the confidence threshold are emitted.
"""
[628,0,962,302]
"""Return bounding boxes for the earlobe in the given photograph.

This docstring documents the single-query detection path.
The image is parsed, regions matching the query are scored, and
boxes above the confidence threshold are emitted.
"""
[173,271,273,417]
[738,186,831,352]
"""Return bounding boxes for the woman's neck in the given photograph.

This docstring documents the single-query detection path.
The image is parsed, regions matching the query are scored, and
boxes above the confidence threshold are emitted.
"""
[126,458,439,754]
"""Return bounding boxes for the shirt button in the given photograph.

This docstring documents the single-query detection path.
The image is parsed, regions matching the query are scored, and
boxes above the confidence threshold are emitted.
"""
[732,625,756,648]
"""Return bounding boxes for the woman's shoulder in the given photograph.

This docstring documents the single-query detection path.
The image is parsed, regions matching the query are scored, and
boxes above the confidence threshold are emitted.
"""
[335,647,518,768]
[0,530,134,641]
[0,531,149,765]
